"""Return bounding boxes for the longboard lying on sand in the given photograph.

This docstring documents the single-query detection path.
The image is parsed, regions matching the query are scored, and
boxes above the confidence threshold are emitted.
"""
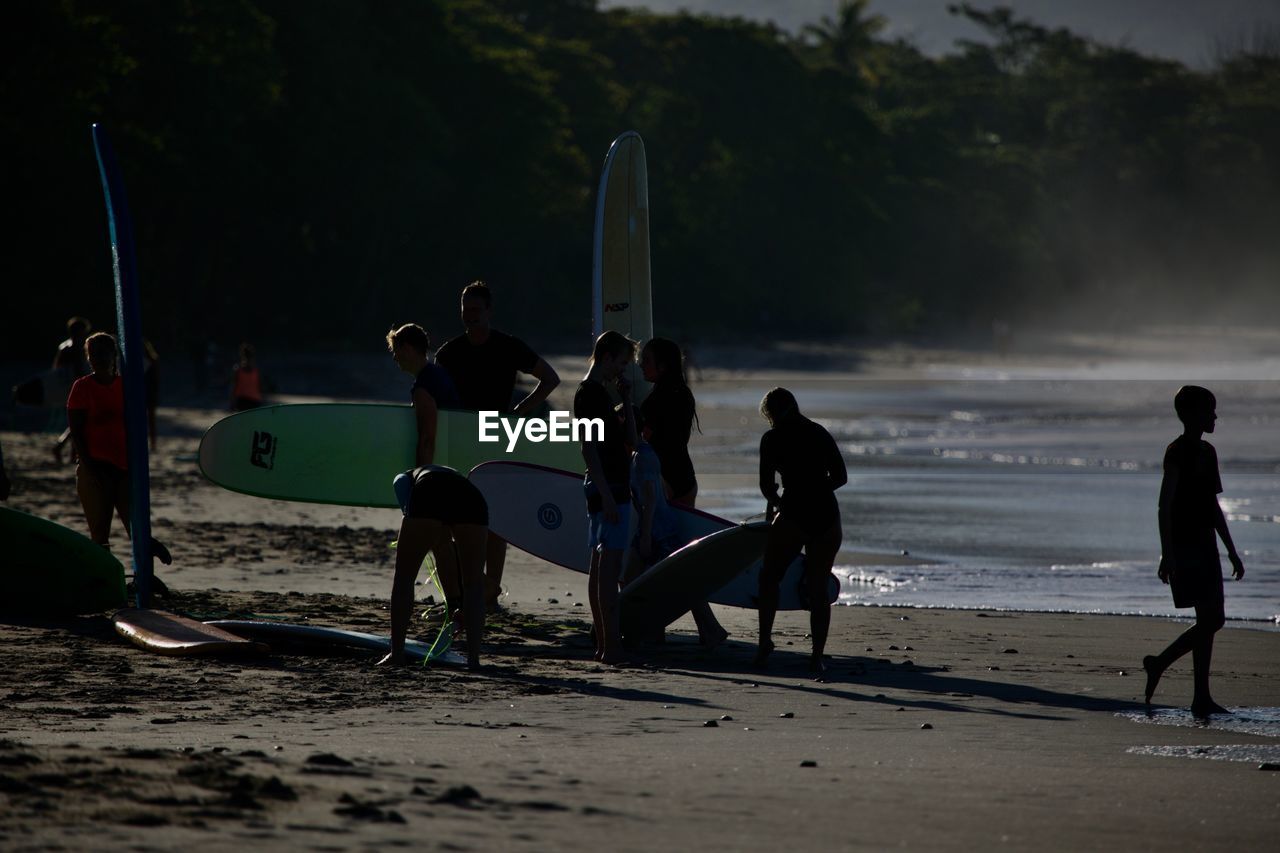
[469,462,837,611]
[1,507,126,614]
[593,131,653,399]
[114,609,268,656]
[206,620,465,666]
[198,403,584,508]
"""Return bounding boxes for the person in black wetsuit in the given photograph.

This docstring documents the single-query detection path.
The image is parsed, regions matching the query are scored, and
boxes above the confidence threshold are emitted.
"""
[1143,385,1245,718]
[638,337,727,647]
[754,387,847,674]
[379,465,488,670]
[387,323,460,466]
[436,281,561,609]
[575,330,637,664]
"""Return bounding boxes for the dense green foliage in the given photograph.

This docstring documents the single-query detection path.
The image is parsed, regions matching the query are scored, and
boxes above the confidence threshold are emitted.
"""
[5,0,1278,357]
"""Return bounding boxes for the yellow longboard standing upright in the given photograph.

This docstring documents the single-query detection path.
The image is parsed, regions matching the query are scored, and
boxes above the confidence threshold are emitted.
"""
[592,131,653,399]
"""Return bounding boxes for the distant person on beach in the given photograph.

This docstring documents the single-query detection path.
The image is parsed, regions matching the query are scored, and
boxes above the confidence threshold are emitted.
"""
[381,465,487,670]
[52,316,93,463]
[637,338,726,646]
[576,331,637,664]
[67,333,129,545]
[66,332,173,572]
[387,323,460,466]
[436,280,561,609]
[229,343,264,411]
[754,387,847,674]
[1143,385,1245,718]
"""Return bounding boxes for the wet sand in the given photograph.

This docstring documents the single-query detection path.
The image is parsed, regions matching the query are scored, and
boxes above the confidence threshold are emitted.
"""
[2,360,1278,850]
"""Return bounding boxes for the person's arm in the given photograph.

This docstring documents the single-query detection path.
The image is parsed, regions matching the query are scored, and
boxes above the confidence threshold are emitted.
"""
[1213,501,1245,580]
[513,357,560,417]
[68,409,92,463]
[1156,463,1178,583]
[759,433,779,519]
[619,377,638,450]
[825,430,848,491]
[581,441,618,523]
[411,387,439,466]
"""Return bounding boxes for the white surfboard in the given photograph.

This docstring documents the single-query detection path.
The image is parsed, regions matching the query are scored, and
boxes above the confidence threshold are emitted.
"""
[592,131,653,398]
[469,461,833,610]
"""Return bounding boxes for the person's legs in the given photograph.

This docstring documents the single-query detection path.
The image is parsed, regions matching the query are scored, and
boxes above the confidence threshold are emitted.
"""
[1190,599,1227,716]
[450,523,489,669]
[430,535,463,618]
[803,519,843,672]
[379,518,449,665]
[755,515,805,667]
[76,463,115,545]
[483,533,507,608]
[1144,597,1226,709]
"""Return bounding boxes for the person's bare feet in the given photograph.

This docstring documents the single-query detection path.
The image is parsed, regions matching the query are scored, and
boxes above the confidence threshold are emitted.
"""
[1142,655,1163,704]
[700,626,730,650]
[1191,699,1230,718]
[752,638,775,669]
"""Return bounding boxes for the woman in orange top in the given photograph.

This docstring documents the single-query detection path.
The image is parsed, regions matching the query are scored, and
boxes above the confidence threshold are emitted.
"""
[230,343,264,411]
[67,332,130,545]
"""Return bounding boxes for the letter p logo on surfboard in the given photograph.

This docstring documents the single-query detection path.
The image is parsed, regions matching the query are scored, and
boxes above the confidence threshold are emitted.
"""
[250,431,277,470]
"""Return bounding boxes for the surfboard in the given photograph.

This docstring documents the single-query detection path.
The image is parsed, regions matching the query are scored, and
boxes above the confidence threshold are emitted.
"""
[198,403,584,508]
[92,123,155,606]
[620,522,770,636]
[592,131,653,398]
[469,461,835,610]
[206,620,465,665]
[0,507,127,614]
[113,609,268,656]
[11,368,73,408]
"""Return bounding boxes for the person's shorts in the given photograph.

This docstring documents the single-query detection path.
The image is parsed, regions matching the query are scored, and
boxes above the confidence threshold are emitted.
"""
[406,469,489,526]
[589,503,632,552]
[633,532,683,567]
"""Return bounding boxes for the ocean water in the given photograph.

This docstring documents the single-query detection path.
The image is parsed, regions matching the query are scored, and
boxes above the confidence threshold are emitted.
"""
[693,359,1280,626]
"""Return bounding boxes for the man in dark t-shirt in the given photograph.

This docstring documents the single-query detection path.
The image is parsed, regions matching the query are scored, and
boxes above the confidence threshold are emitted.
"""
[435,281,561,607]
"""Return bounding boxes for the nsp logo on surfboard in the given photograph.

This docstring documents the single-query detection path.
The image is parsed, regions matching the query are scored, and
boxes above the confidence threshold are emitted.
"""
[477,412,603,453]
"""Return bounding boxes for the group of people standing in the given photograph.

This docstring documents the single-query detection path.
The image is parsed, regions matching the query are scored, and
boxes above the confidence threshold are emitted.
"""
[380,281,850,675]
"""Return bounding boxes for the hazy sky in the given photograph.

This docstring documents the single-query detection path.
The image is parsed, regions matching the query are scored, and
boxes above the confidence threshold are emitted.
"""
[599,0,1280,67]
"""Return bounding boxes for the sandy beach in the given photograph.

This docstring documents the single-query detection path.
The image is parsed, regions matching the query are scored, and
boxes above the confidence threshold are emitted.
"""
[2,357,1278,850]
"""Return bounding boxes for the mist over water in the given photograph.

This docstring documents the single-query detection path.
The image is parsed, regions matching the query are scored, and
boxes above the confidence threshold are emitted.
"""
[694,343,1280,625]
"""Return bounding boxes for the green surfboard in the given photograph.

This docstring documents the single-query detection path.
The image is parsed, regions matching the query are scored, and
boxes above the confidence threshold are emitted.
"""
[1,506,127,614]
[198,403,585,508]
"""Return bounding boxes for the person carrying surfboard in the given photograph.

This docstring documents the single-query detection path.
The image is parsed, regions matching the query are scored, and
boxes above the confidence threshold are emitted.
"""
[380,465,488,670]
[1143,385,1245,718]
[576,331,637,665]
[386,323,460,466]
[755,387,847,674]
[436,281,561,610]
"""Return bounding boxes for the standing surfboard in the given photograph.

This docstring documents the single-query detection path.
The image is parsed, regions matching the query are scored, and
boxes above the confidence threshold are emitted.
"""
[592,131,653,398]
[92,124,153,606]
[199,403,584,508]
[469,461,836,611]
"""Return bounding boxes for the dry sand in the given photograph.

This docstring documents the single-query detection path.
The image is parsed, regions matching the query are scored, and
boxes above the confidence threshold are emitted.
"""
[1,364,1277,851]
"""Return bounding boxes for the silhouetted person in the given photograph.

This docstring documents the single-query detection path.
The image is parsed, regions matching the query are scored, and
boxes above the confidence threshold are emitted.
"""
[436,280,561,609]
[1143,385,1245,718]
[754,388,846,674]
[229,343,264,411]
[52,316,93,463]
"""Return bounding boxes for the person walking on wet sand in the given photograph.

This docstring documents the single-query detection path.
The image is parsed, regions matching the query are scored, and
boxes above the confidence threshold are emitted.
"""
[380,465,488,670]
[1144,385,1245,718]
[754,388,846,674]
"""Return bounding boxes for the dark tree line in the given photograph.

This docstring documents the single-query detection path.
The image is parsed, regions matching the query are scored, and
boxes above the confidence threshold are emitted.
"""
[5,0,1278,359]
